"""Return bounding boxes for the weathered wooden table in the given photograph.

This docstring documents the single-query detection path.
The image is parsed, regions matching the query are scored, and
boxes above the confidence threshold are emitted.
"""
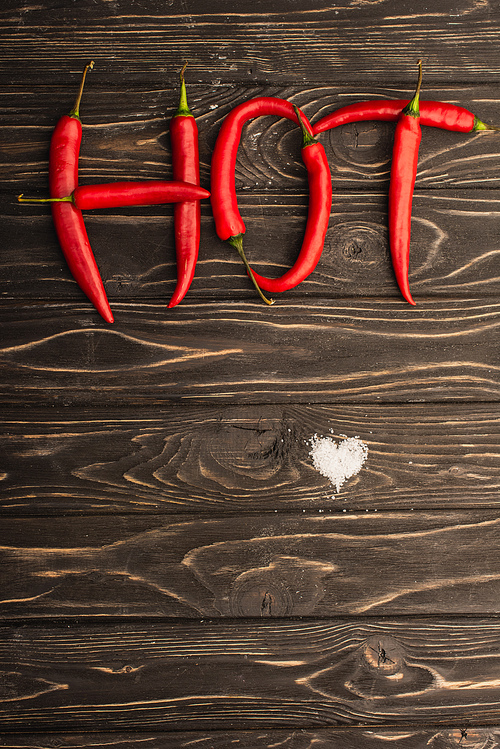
[3,1,500,746]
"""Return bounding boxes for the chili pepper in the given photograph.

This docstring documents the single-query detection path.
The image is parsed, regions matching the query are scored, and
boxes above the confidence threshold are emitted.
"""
[168,63,201,308]
[49,61,114,323]
[19,181,210,209]
[388,60,424,306]
[210,96,317,304]
[313,99,499,135]
[250,105,332,294]
[312,99,499,135]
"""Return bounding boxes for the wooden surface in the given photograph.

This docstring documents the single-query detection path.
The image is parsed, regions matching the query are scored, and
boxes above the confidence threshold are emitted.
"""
[3,0,500,745]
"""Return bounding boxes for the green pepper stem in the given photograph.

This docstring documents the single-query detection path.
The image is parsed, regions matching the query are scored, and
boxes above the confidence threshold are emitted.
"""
[403,59,423,118]
[292,104,317,147]
[18,193,73,204]
[68,60,94,120]
[474,117,500,132]
[175,61,193,118]
[228,234,274,305]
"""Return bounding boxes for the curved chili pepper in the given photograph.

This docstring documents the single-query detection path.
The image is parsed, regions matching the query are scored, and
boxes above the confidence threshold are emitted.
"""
[210,97,317,304]
[388,60,423,306]
[168,63,201,308]
[313,99,499,135]
[19,181,210,209]
[250,106,332,293]
[49,61,114,323]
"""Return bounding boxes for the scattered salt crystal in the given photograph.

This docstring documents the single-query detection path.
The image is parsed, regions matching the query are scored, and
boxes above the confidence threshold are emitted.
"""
[309,434,368,493]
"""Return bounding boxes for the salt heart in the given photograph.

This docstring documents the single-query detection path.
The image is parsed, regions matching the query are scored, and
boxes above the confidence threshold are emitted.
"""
[309,434,368,494]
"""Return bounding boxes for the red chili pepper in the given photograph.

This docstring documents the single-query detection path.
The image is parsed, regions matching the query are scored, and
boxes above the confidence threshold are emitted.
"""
[250,105,332,294]
[388,60,424,306]
[312,99,499,135]
[168,63,201,308]
[49,61,114,323]
[210,97,319,304]
[19,181,210,209]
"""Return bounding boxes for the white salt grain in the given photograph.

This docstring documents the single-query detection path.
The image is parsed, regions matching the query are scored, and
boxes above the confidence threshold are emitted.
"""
[309,434,368,494]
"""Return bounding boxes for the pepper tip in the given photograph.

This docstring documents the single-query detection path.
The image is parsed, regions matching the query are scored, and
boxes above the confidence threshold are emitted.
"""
[101,309,114,323]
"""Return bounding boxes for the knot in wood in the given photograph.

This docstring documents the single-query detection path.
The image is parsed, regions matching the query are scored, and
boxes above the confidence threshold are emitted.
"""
[361,635,404,675]
[331,222,388,270]
[229,571,292,617]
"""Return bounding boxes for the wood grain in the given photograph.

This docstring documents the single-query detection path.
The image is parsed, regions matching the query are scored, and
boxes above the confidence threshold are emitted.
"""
[0,728,495,749]
[1,511,500,618]
[3,84,500,192]
[2,298,500,405]
[5,190,500,302]
[2,0,500,85]
[2,403,500,515]
[1,619,500,730]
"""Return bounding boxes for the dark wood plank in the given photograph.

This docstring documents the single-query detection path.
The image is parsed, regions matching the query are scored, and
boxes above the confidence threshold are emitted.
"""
[1,618,500,729]
[5,190,500,303]
[2,298,500,405]
[0,727,491,748]
[2,511,500,618]
[3,83,500,193]
[2,0,500,85]
[2,403,500,515]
